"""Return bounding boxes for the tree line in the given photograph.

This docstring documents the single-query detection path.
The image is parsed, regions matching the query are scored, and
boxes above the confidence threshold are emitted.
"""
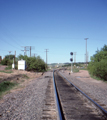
[0,54,47,72]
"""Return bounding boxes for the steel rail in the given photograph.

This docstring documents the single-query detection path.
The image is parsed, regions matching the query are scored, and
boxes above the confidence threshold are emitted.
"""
[59,71,107,117]
[53,70,65,120]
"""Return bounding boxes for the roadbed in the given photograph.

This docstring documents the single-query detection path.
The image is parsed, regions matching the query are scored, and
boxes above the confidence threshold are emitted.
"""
[60,70,107,111]
[0,72,56,120]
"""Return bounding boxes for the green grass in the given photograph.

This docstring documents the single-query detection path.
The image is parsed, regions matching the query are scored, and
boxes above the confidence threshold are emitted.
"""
[90,74,101,80]
[0,81,17,97]
[73,68,79,73]
[89,74,107,83]
[5,66,12,70]
[88,71,107,83]
[79,68,88,70]
[22,74,29,79]
[0,70,13,73]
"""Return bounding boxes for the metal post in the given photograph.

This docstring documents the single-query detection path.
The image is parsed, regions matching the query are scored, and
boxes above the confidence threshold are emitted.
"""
[85,38,88,66]
[70,52,73,73]
[71,61,72,73]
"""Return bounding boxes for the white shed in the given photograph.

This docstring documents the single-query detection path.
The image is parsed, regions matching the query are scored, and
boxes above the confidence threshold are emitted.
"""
[18,59,26,70]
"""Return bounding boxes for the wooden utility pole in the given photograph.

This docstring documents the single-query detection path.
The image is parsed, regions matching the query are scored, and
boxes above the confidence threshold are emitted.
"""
[21,46,29,56]
[30,46,31,57]
[8,51,12,59]
[14,51,16,64]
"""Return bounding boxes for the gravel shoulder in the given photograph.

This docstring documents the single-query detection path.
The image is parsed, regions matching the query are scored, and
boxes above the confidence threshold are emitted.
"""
[0,71,53,120]
[60,70,107,111]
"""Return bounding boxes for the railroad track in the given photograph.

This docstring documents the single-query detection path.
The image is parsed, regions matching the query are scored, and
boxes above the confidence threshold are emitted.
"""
[53,70,107,120]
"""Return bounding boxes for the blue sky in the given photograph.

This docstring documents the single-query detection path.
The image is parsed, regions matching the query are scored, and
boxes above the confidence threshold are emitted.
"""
[0,0,107,64]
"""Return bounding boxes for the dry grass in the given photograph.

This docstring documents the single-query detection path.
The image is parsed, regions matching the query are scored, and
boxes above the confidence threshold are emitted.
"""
[0,70,43,98]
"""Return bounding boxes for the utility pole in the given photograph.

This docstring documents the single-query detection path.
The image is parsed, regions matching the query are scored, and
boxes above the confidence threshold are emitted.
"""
[25,46,34,57]
[8,51,12,59]
[34,54,37,57]
[84,38,88,66]
[21,46,29,56]
[14,51,16,64]
[87,52,89,64]
[30,46,31,57]
[45,49,49,65]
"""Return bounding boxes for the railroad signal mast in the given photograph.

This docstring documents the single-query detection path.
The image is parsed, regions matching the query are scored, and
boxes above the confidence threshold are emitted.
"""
[70,52,73,73]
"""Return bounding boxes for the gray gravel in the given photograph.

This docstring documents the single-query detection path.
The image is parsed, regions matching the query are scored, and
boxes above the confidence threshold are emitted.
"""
[59,70,107,110]
[0,72,52,120]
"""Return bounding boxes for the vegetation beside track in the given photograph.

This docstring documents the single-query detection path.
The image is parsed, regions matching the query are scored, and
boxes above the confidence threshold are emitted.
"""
[88,45,107,81]
[0,54,47,72]
[0,81,17,98]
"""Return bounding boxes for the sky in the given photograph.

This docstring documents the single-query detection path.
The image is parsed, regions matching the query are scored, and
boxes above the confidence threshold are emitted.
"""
[0,0,107,64]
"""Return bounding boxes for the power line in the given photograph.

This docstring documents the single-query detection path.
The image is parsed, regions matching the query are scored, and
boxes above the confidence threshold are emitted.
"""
[1,38,21,50]
[0,49,11,51]
[0,24,24,46]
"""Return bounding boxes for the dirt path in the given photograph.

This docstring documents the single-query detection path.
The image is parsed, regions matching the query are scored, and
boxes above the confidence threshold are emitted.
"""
[66,70,102,83]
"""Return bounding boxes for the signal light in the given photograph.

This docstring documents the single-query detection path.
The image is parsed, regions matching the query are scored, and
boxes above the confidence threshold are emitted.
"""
[70,52,73,55]
[70,58,73,62]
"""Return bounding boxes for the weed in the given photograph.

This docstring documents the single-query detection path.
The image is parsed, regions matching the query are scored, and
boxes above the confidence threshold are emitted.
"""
[73,68,79,73]
[22,74,29,79]
[79,68,87,70]
[5,66,12,70]
[89,73,107,83]
[0,70,13,73]
[0,81,17,97]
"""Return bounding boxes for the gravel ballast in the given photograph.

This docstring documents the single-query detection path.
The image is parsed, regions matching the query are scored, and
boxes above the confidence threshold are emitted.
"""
[0,72,53,120]
[60,70,107,111]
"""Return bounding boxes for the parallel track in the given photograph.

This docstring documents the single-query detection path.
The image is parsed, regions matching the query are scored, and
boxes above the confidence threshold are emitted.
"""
[53,70,107,120]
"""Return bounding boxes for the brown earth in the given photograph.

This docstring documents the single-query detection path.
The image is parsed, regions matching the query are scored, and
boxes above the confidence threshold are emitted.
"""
[0,65,7,71]
[0,66,43,98]
[0,69,43,83]
[66,70,102,84]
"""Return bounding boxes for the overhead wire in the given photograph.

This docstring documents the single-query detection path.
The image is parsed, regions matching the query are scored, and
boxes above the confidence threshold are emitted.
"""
[0,38,21,50]
[0,24,25,46]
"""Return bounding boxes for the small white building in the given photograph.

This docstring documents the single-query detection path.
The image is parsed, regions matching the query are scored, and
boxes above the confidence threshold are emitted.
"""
[18,59,26,70]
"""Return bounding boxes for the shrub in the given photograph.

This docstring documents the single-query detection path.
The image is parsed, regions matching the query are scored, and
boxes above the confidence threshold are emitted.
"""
[88,45,107,81]
[1,59,12,66]
[0,81,17,96]
[5,66,12,70]
[18,55,47,72]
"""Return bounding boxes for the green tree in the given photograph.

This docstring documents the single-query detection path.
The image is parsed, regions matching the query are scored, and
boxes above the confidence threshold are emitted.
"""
[18,55,46,72]
[5,55,14,60]
[1,59,12,66]
[88,45,107,81]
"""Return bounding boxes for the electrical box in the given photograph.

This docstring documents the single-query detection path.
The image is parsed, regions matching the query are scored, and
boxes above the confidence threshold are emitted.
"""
[18,60,26,70]
[12,64,15,69]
